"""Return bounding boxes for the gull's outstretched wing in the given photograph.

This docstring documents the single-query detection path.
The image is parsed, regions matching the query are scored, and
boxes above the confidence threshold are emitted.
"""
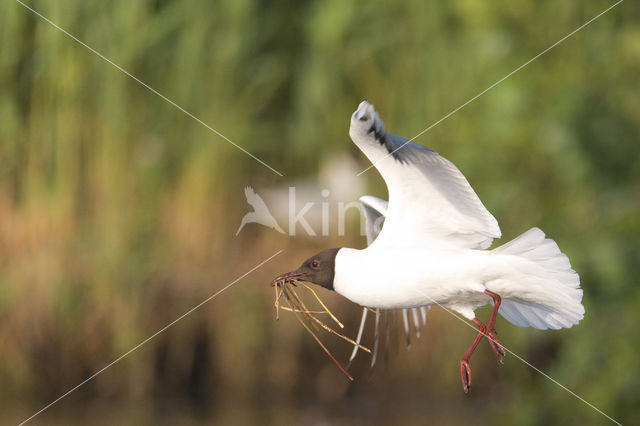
[347,307,428,370]
[349,101,500,249]
[359,195,387,245]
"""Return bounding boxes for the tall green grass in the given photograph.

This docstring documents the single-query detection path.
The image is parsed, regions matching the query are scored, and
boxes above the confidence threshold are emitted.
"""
[1,0,639,424]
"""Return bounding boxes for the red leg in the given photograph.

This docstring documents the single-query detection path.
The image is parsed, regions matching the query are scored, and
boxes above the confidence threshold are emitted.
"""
[484,290,506,363]
[459,291,508,393]
[459,318,487,394]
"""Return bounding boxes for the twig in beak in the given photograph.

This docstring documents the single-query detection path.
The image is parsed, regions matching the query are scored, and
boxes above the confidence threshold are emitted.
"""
[283,296,354,381]
[278,290,370,352]
[274,283,285,321]
[280,307,339,315]
[273,278,371,377]
[285,284,321,332]
[304,311,371,353]
[300,283,344,329]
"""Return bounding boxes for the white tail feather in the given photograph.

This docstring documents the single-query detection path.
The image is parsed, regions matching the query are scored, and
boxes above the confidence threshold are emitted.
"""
[490,228,584,330]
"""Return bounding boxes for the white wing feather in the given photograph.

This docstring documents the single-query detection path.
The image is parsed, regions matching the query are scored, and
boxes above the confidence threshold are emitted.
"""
[350,101,500,249]
[360,195,388,245]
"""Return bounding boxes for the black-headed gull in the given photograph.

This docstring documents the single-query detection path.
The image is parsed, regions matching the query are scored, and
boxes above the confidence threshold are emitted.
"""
[273,101,584,392]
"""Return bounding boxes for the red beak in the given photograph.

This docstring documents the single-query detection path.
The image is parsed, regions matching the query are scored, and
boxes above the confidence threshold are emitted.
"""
[270,270,309,287]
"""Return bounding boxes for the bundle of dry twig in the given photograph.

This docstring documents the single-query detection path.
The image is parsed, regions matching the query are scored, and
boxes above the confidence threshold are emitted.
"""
[272,278,371,380]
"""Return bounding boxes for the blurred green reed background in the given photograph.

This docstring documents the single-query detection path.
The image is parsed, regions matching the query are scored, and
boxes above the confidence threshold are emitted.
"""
[1,0,639,424]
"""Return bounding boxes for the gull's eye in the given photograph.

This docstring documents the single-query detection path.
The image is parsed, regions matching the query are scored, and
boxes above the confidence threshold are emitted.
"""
[310,260,320,269]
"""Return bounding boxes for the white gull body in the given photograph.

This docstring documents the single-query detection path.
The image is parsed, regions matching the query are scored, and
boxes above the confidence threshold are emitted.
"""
[333,101,584,330]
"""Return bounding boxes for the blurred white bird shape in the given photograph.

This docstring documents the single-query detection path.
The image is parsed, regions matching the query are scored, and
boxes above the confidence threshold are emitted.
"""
[236,186,285,235]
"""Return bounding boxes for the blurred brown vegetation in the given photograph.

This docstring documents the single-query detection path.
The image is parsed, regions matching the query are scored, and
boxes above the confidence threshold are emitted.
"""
[1,0,639,424]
